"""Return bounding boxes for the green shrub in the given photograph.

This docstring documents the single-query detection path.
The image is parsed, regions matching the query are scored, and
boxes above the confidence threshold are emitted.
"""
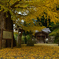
[26,35,31,40]
[49,28,59,36]
[54,33,59,44]
[27,39,34,46]
[54,39,58,43]
[21,40,25,44]
[49,32,56,36]
[14,33,18,40]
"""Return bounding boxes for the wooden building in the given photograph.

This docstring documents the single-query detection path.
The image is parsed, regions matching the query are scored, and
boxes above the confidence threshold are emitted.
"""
[35,31,49,43]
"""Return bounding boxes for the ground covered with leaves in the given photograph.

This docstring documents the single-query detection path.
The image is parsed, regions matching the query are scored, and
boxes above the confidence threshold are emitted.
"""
[0,46,59,59]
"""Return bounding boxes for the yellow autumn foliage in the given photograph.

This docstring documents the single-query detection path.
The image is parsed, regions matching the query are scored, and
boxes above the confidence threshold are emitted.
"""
[0,45,59,59]
[0,0,59,32]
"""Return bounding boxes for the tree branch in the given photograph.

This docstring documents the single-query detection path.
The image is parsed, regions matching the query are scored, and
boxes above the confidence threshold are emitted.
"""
[11,0,22,8]
[0,1,4,5]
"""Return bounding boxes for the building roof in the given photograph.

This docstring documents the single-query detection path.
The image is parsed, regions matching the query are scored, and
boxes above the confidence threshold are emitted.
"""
[42,28,51,33]
[35,28,51,34]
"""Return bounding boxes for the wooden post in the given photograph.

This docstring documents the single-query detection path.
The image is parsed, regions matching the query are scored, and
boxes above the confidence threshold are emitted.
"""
[19,31,23,47]
[11,31,13,49]
[17,28,19,47]
[45,35,46,43]
[0,39,2,49]
[0,29,3,49]
[11,39,13,49]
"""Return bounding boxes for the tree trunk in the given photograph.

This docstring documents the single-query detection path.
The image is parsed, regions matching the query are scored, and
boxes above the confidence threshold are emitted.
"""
[0,11,16,48]
[25,34,27,44]
[19,31,23,47]
[17,28,19,47]
[4,11,16,47]
[58,44,59,46]
[17,29,23,48]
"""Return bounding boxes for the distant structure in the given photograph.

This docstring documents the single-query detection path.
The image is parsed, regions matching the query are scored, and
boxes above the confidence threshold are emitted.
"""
[35,28,51,43]
[42,28,51,33]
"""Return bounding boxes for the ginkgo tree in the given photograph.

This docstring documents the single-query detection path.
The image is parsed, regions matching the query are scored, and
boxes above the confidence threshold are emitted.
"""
[0,0,59,29]
[0,0,59,23]
[0,0,59,47]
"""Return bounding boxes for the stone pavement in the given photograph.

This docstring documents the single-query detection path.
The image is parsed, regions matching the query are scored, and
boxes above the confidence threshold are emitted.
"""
[21,43,58,47]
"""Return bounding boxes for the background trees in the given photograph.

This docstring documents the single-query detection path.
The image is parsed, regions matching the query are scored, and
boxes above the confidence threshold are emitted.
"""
[0,0,59,47]
[49,23,59,44]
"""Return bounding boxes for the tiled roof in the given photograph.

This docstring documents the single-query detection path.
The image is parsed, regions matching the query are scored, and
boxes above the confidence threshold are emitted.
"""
[35,28,51,33]
[42,28,51,33]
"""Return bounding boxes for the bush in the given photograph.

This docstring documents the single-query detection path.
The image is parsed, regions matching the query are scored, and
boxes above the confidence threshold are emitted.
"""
[14,32,18,40]
[21,40,25,44]
[27,39,34,46]
[54,33,59,44]
[26,35,31,40]
[49,32,56,36]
